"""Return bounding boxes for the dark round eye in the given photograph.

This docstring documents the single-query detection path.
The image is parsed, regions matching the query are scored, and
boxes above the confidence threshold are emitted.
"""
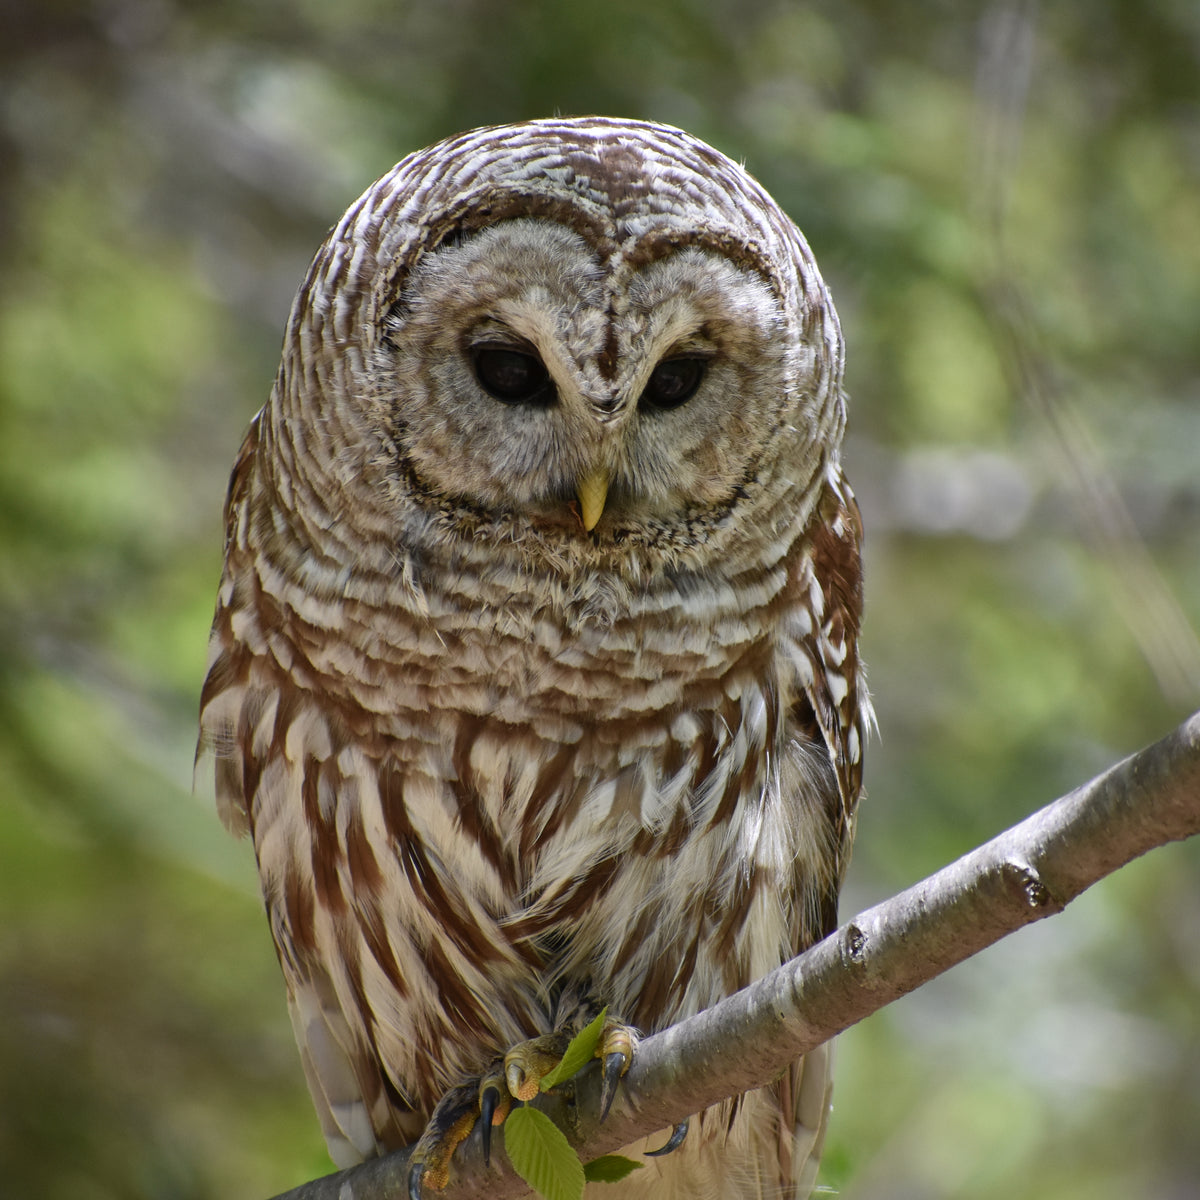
[639,356,707,411]
[471,346,555,406]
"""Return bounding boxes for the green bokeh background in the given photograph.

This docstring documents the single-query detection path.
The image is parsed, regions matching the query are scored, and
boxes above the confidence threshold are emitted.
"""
[2,2,1198,1196]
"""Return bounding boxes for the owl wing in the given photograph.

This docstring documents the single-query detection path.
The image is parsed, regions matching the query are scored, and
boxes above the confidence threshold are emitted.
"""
[774,464,871,1194]
[199,420,420,1165]
[788,463,871,936]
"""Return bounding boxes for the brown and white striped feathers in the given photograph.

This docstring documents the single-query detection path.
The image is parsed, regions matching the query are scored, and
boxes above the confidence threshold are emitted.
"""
[198,116,871,1199]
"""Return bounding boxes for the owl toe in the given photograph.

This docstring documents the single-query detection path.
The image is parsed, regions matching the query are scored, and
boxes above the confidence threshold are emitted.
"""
[503,1031,574,1101]
[406,1081,480,1195]
[597,1021,636,1120]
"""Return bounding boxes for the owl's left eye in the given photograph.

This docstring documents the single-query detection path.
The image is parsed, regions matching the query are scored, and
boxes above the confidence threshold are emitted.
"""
[471,345,556,407]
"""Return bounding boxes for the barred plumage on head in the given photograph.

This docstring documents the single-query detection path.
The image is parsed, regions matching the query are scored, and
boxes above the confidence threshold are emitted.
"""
[198,116,872,1199]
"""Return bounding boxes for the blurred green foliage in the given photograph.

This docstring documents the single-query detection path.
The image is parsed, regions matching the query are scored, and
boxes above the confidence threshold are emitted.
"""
[2,1,1198,1197]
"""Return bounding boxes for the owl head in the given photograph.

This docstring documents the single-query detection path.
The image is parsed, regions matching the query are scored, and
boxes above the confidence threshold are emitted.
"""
[262,117,846,585]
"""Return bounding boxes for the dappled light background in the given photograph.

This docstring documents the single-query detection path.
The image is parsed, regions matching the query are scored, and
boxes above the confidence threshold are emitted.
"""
[2,2,1198,1197]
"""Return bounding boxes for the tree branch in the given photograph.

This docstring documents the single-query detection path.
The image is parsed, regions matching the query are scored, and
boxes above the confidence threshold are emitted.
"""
[269,709,1200,1200]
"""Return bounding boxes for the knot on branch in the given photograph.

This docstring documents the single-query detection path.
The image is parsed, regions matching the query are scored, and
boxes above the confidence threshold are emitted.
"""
[1002,860,1058,911]
[841,923,868,963]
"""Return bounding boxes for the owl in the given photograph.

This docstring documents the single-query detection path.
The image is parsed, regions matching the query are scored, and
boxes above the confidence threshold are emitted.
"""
[198,117,870,1199]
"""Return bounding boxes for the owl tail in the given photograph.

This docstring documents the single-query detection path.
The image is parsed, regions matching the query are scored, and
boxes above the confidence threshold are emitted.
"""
[786,1041,835,1199]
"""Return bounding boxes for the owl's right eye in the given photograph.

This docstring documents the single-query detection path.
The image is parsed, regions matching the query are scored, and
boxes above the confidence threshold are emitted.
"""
[639,356,708,412]
[471,345,556,407]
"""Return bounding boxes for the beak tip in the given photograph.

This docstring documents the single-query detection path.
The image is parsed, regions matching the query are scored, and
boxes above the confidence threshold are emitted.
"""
[577,470,610,532]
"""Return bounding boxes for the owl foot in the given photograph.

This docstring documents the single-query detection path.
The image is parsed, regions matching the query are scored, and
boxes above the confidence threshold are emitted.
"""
[500,1019,635,1121]
[479,1030,572,1165]
[407,1020,639,1196]
[593,1024,690,1159]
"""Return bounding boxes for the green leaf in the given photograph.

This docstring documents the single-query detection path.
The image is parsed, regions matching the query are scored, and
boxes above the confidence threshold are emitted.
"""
[583,1155,644,1183]
[504,1106,584,1200]
[540,1007,608,1092]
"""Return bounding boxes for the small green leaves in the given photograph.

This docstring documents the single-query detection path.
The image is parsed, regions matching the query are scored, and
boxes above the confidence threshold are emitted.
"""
[539,1007,607,1092]
[504,1106,585,1200]
[583,1155,643,1183]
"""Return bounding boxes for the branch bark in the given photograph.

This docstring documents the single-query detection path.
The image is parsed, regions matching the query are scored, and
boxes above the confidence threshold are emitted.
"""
[269,709,1200,1200]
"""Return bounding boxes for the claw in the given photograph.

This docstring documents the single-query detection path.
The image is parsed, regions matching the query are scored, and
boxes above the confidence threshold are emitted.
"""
[408,1159,425,1200]
[479,1084,499,1165]
[597,1023,634,1120]
[599,1050,628,1121]
[646,1118,689,1157]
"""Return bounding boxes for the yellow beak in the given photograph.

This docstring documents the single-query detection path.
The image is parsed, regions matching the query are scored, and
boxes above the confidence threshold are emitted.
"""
[576,468,609,532]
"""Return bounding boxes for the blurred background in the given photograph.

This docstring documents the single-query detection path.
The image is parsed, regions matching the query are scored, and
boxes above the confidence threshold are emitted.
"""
[2,1,1198,1196]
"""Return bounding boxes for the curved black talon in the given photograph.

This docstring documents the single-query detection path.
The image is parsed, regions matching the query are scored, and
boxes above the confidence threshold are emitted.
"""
[479,1084,500,1165]
[599,1050,627,1121]
[408,1159,425,1200]
[646,1118,689,1158]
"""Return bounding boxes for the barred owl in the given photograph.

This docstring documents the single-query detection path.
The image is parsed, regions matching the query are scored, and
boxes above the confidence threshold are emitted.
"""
[199,116,870,1199]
